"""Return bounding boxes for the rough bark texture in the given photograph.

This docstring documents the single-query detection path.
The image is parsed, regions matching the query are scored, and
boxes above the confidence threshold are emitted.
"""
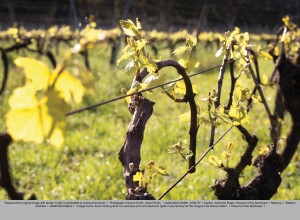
[213,54,300,200]
[118,96,156,200]
[212,127,259,199]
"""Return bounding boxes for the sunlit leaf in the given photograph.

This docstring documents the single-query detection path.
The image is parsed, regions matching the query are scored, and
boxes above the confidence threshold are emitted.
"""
[173,46,188,55]
[260,51,273,60]
[54,70,85,103]
[14,57,51,90]
[135,39,148,51]
[178,58,188,68]
[258,146,270,156]
[186,35,197,47]
[6,86,68,147]
[208,155,222,168]
[116,51,135,66]
[142,74,165,89]
[143,60,157,73]
[156,166,168,176]
[120,19,140,37]
[133,171,143,187]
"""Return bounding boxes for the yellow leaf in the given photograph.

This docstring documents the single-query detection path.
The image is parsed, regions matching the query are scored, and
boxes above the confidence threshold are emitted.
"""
[143,60,157,73]
[172,81,198,95]
[208,155,222,167]
[258,146,270,156]
[251,94,262,103]
[54,70,85,103]
[260,51,273,60]
[173,46,188,55]
[8,85,38,109]
[221,151,228,160]
[119,19,140,37]
[6,87,50,144]
[135,18,142,30]
[142,74,165,89]
[116,51,135,66]
[125,87,137,104]
[14,57,51,90]
[156,166,168,176]
[48,122,65,148]
[135,39,148,51]
[6,86,68,148]
[178,59,188,68]
[133,171,143,187]
[186,35,197,47]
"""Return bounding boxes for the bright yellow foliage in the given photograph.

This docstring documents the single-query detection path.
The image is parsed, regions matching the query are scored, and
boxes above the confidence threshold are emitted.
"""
[6,57,85,148]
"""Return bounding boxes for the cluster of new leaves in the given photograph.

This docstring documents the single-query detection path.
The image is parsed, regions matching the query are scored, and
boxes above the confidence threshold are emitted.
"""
[6,56,85,148]
[262,16,300,62]
[281,16,300,60]
[180,29,253,130]
[132,160,168,190]
[216,27,250,77]
[117,18,158,75]
[198,90,231,127]
[164,80,199,102]
[208,142,234,168]
[228,84,250,125]
[168,139,193,161]
[118,19,200,110]
[172,35,200,73]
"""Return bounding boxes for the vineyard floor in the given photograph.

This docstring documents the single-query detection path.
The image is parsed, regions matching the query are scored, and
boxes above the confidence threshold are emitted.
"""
[0,42,299,200]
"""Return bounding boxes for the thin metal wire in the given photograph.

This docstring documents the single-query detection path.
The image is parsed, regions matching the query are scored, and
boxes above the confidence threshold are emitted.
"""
[66,64,222,116]
[157,125,233,200]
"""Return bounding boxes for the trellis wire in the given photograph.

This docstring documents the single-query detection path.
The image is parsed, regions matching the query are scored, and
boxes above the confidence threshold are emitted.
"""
[66,64,222,116]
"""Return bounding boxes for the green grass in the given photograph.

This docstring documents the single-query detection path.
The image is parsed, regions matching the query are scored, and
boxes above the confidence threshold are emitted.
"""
[0,41,299,200]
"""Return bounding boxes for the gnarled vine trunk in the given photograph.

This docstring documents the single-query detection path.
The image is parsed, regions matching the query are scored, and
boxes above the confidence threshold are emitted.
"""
[213,54,300,200]
[118,96,156,200]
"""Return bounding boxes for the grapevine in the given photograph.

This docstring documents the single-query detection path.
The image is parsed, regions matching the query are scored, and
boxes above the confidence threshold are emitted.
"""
[0,16,299,200]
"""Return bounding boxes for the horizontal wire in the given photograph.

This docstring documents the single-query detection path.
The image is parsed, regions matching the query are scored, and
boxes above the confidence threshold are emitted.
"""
[66,64,222,116]
[158,125,234,200]
[157,98,256,199]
